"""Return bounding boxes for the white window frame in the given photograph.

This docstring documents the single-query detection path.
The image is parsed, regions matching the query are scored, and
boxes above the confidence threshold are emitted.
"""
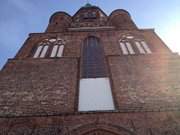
[135,41,146,54]
[50,45,64,58]
[141,41,152,54]
[50,45,58,57]
[39,45,49,58]
[119,42,128,55]
[57,45,64,57]
[33,45,43,58]
[126,42,135,54]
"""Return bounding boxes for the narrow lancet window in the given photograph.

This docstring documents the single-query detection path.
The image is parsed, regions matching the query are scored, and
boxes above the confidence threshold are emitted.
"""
[50,45,58,57]
[126,42,135,54]
[50,45,64,57]
[57,45,64,57]
[135,41,146,54]
[39,45,49,58]
[141,41,152,54]
[33,45,43,58]
[119,42,128,55]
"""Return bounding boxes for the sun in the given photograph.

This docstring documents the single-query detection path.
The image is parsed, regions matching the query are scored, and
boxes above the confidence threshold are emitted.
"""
[163,22,180,53]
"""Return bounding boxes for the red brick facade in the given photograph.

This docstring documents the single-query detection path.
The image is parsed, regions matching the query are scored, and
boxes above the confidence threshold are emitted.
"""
[0,4,180,135]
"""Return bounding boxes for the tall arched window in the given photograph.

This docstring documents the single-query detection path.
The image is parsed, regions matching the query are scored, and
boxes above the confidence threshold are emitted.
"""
[79,36,115,111]
[82,36,107,78]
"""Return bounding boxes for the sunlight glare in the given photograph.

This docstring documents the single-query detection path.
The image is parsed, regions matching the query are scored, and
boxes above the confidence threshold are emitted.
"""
[163,22,180,53]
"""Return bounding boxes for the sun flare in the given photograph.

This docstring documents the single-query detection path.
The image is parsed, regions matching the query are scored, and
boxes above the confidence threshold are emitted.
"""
[163,22,180,53]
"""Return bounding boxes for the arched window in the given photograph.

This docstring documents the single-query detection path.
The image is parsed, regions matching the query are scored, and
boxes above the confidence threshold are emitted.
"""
[33,38,65,58]
[119,34,152,55]
[79,36,115,111]
[82,36,107,78]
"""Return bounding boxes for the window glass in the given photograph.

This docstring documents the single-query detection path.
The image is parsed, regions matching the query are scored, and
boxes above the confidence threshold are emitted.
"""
[141,41,152,54]
[119,34,152,55]
[57,45,64,57]
[82,36,107,78]
[126,42,135,54]
[33,38,65,58]
[135,41,146,54]
[50,45,58,57]
[33,45,43,58]
[119,42,128,55]
[79,36,115,111]
[39,45,49,58]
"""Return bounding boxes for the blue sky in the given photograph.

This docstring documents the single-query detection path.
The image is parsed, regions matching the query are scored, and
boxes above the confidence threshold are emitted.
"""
[0,0,180,69]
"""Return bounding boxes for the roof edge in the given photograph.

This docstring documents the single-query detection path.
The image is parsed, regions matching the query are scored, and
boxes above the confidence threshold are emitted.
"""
[49,11,71,23]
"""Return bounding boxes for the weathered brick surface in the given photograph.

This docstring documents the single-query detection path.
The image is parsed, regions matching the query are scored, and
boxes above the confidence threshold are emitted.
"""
[0,111,179,135]
[108,55,180,111]
[1,5,180,135]
[0,58,78,116]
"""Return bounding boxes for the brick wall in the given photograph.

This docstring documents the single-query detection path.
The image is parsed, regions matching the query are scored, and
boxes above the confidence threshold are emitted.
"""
[108,55,180,111]
[0,111,179,135]
[0,58,78,116]
[0,6,180,134]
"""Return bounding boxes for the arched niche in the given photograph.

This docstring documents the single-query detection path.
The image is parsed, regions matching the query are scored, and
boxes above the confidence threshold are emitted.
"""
[71,123,136,135]
[82,129,120,135]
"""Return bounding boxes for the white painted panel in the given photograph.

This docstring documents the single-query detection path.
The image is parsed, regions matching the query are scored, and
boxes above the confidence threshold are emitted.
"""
[40,45,49,58]
[33,46,43,58]
[141,41,152,54]
[119,42,128,55]
[135,41,145,54]
[78,78,115,111]
[50,45,58,57]
[57,45,64,57]
[126,42,135,54]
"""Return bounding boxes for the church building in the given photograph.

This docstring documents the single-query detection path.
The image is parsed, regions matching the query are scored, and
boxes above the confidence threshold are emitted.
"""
[0,3,180,134]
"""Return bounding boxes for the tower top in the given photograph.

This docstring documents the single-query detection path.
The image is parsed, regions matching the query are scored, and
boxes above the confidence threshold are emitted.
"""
[83,3,94,8]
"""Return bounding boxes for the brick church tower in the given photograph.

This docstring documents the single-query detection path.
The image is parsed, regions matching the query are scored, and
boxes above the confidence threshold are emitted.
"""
[0,3,180,134]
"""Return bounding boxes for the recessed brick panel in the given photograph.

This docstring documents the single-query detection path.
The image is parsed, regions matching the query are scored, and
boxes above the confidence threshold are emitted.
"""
[108,55,180,111]
[0,58,78,116]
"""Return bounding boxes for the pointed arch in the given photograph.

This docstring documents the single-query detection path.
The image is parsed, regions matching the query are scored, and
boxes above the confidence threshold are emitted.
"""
[71,123,136,135]
[82,129,119,135]
[32,37,65,58]
[118,33,152,55]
